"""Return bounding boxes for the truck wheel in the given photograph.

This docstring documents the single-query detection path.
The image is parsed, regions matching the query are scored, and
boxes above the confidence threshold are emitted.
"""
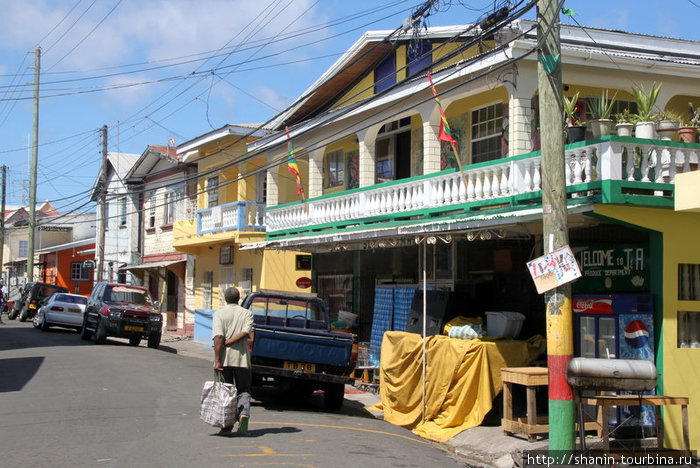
[19,306,29,322]
[147,333,161,349]
[80,317,92,340]
[94,319,107,344]
[129,337,141,346]
[323,383,345,411]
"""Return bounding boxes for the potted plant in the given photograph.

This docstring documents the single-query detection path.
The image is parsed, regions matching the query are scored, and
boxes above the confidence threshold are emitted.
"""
[656,110,682,141]
[614,109,635,137]
[564,91,587,143]
[631,82,662,139]
[588,90,618,138]
[679,102,699,143]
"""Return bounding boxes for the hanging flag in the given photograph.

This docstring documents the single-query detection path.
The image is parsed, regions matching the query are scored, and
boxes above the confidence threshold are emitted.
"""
[427,72,458,146]
[285,128,305,198]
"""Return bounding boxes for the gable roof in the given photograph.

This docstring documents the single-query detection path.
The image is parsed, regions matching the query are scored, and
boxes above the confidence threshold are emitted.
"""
[89,152,140,201]
[125,145,181,182]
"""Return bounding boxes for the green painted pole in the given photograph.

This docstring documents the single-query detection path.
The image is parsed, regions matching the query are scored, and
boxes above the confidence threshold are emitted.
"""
[537,0,576,451]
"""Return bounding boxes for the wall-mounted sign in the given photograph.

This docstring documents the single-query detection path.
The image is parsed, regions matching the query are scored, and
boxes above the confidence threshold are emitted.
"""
[573,244,649,292]
[296,277,312,289]
[82,259,95,269]
[527,245,582,294]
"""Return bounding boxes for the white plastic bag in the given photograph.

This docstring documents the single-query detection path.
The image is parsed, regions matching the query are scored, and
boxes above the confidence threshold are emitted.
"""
[199,374,237,428]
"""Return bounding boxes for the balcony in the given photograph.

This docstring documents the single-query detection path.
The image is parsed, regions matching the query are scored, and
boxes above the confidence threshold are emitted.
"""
[266,136,700,238]
[197,201,266,235]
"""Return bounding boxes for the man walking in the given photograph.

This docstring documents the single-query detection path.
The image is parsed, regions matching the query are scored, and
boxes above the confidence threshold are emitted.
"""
[212,286,254,436]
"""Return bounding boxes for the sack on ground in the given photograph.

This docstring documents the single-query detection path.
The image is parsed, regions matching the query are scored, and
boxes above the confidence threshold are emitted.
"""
[200,380,237,428]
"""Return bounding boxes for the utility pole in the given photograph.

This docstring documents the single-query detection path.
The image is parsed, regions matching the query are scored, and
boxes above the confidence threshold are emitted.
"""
[97,125,108,282]
[537,0,575,451]
[0,166,6,284]
[27,48,40,283]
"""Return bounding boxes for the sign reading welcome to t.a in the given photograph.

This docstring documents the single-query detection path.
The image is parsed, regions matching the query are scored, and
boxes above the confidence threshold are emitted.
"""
[574,244,649,292]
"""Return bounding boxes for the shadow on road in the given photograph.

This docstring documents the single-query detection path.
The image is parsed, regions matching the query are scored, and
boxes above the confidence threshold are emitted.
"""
[0,356,45,393]
[251,386,379,419]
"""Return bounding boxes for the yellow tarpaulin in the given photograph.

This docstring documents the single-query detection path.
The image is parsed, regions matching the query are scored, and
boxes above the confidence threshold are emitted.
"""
[371,331,545,442]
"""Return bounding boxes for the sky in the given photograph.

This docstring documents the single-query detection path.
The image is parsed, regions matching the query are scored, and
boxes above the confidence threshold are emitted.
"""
[0,0,698,214]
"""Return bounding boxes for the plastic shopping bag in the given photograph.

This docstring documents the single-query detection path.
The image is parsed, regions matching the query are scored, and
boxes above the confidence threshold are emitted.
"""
[199,373,237,428]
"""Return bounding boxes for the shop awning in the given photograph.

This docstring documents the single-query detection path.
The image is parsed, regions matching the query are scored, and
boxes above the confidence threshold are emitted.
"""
[122,259,185,271]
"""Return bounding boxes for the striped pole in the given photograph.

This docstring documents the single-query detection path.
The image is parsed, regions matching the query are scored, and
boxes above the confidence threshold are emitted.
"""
[537,0,576,450]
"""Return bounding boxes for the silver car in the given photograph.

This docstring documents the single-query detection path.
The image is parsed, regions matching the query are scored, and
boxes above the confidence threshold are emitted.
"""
[33,293,88,332]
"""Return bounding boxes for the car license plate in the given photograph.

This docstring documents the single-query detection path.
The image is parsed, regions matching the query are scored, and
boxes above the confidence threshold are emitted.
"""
[124,325,144,332]
[284,361,315,372]
[68,308,81,313]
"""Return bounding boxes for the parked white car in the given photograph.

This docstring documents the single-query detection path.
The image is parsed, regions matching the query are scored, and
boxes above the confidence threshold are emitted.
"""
[33,293,88,332]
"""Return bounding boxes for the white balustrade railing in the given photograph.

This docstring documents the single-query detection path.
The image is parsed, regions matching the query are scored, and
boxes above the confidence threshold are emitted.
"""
[198,201,266,234]
[266,138,699,233]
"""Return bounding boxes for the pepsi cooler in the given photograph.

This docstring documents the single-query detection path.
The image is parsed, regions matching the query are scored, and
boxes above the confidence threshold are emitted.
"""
[573,293,656,435]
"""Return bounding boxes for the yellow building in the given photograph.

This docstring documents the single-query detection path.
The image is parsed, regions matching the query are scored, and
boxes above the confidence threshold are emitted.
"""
[173,124,310,319]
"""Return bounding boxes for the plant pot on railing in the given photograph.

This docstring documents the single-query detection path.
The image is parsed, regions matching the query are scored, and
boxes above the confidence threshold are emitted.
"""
[616,122,634,137]
[567,125,587,144]
[679,126,698,143]
[635,121,657,139]
[657,119,680,141]
[589,119,614,138]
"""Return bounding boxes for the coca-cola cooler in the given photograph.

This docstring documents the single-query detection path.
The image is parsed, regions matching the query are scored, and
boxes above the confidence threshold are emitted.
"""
[573,293,656,434]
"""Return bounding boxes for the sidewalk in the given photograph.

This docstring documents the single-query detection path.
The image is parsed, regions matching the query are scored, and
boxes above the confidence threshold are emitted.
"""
[162,332,547,467]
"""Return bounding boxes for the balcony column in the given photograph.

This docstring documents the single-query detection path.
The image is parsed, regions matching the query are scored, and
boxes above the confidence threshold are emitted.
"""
[236,164,246,201]
[504,68,538,157]
[418,102,441,174]
[266,153,280,206]
[308,147,324,199]
[358,128,378,188]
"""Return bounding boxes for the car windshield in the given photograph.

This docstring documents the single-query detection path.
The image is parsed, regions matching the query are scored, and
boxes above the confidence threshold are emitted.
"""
[54,294,87,305]
[104,286,152,306]
[36,285,67,299]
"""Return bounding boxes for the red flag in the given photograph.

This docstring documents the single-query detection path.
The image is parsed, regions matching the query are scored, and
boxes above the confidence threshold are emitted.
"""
[427,72,458,145]
[286,128,305,197]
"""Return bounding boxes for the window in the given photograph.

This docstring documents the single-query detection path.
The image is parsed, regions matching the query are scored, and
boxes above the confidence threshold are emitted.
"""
[325,150,344,189]
[207,176,219,208]
[71,262,92,281]
[374,54,396,94]
[163,185,183,225]
[255,172,267,204]
[18,240,28,258]
[471,103,504,164]
[407,41,431,78]
[678,311,700,348]
[148,190,156,228]
[218,266,235,308]
[119,197,127,227]
[679,264,700,300]
[376,118,411,183]
[240,268,253,295]
[202,271,213,309]
[219,246,233,264]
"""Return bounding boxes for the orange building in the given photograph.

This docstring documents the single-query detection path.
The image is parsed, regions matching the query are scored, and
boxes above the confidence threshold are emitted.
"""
[37,239,95,297]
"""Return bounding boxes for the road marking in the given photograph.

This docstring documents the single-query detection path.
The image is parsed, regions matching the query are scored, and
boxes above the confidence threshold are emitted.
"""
[249,421,431,445]
[220,445,311,458]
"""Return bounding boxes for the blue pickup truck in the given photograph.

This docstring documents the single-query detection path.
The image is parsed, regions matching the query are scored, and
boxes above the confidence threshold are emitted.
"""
[242,290,356,411]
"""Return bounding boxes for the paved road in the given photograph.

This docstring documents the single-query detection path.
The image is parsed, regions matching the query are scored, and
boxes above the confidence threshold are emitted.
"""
[0,320,467,468]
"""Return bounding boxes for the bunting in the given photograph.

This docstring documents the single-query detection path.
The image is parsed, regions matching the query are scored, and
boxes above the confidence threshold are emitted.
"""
[285,128,305,199]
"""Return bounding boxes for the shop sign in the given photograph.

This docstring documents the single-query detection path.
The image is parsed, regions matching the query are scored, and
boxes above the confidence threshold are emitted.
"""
[527,245,582,294]
[573,244,649,292]
[82,259,95,269]
[296,277,312,289]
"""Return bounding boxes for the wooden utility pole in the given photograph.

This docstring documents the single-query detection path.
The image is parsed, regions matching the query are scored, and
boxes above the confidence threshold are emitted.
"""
[27,48,40,283]
[537,0,575,451]
[0,166,6,283]
[97,125,108,282]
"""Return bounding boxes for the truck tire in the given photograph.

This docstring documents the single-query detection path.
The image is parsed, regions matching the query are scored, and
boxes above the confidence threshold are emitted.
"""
[80,317,92,340]
[94,319,107,344]
[323,383,345,411]
[19,306,29,322]
[147,333,161,349]
[129,337,141,346]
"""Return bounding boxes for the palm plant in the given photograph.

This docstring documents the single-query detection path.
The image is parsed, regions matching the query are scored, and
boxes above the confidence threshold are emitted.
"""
[632,82,662,122]
[588,90,618,120]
